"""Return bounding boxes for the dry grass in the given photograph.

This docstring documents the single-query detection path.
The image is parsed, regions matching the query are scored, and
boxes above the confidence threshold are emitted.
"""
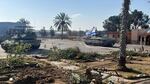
[82,56,150,79]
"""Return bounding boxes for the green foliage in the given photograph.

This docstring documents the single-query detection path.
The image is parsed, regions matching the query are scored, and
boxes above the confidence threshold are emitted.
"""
[48,47,99,62]
[69,73,89,84]
[111,50,148,57]
[2,41,31,54]
[130,10,150,29]
[54,12,72,39]
[13,43,31,55]
[40,27,48,37]
[5,43,31,67]
[59,47,80,59]
[7,56,25,66]
[48,47,80,61]
[103,15,121,32]
[50,26,55,37]
[0,59,7,69]
[17,18,30,25]
[103,9,150,32]
[76,53,98,62]
[54,12,72,31]
[48,46,62,61]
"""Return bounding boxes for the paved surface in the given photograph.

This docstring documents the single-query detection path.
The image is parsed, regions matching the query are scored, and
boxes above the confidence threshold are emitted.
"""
[40,39,119,54]
[1,39,150,58]
[40,39,150,54]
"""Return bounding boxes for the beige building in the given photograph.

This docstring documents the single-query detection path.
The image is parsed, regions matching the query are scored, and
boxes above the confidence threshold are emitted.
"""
[107,28,150,45]
[131,29,150,45]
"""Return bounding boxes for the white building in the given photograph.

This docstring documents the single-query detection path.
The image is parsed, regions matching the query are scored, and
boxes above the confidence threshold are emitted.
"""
[0,22,25,37]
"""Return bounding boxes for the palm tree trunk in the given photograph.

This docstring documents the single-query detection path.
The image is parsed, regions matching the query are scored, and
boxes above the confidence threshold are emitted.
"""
[118,0,130,70]
[61,25,64,40]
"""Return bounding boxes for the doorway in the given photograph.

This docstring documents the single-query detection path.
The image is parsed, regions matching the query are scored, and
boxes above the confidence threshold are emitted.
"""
[146,35,150,45]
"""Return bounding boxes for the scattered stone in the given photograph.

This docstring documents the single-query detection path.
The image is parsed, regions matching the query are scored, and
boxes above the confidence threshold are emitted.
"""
[9,77,14,82]
[100,59,105,62]
[50,61,79,70]
[91,70,99,75]
[127,56,132,60]
[90,79,96,84]
[63,66,79,70]
[136,74,147,78]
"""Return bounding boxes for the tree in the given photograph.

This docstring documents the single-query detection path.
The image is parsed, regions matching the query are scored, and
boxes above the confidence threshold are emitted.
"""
[50,26,55,37]
[39,27,47,38]
[130,10,150,29]
[54,12,72,39]
[103,16,121,32]
[118,0,130,70]
[17,18,30,25]
[17,18,32,30]
[103,10,150,32]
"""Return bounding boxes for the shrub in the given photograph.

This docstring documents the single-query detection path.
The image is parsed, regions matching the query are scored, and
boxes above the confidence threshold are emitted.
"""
[69,73,89,84]
[1,40,31,54]
[48,47,80,60]
[48,46,61,61]
[76,53,98,62]
[0,59,7,69]
[7,56,25,66]
[111,50,148,57]
[48,47,100,62]
[59,47,80,59]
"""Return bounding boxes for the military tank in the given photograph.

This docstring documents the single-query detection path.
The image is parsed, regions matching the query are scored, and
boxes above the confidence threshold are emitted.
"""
[1,29,41,52]
[84,37,116,47]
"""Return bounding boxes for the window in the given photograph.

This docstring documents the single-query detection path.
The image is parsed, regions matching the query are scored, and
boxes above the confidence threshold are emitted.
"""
[112,34,115,38]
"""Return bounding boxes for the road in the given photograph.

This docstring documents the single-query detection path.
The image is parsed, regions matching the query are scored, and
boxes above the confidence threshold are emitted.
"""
[1,39,150,58]
[40,39,119,54]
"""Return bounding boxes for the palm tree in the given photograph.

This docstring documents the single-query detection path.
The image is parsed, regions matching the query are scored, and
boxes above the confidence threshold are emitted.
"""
[17,18,30,25]
[54,12,72,39]
[17,18,32,31]
[118,0,130,70]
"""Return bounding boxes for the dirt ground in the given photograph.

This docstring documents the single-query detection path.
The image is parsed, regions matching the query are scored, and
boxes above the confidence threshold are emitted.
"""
[81,56,150,83]
[0,63,70,84]
[0,39,150,83]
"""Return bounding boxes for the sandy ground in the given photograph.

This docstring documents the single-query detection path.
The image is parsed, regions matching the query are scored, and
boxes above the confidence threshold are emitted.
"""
[1,39,150,83]
[0,45,7,59]
[40,39,119,54]
[1,39,150,58]
[40,39,150,53]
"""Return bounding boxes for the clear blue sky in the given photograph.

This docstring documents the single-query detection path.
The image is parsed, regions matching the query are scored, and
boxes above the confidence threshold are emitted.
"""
[0,0,150,30]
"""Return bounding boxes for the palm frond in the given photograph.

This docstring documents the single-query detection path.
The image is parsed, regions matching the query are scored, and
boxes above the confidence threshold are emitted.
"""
[53,12,72,31]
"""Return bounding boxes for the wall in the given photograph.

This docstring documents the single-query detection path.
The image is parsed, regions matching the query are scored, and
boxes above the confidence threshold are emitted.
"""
[107,31,131,43]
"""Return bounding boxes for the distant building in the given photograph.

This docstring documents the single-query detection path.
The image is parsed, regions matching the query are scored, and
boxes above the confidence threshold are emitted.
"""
[107,28,150,45]
[0,22,26,37]
[107,31,131,43]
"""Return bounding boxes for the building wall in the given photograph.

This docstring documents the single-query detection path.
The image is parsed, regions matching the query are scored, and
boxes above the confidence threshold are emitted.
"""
[107,32,131,43]
[131,29,139,44]
[0,22,25,37]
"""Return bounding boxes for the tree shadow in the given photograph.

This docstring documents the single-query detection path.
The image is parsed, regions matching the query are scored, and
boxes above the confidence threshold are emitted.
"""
[130,62,150,66]
[27,49,49,56]
[119,68,142,74]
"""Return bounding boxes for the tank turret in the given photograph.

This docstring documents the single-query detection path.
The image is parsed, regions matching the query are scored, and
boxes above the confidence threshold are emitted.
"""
[1,29,41,52]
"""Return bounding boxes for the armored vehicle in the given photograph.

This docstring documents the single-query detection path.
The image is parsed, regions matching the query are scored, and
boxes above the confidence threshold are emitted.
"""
[84,37,116,47]
[1,29,41,52]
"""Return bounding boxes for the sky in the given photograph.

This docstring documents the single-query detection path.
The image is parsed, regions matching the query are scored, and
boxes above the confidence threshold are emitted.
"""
[0,0,150,31]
